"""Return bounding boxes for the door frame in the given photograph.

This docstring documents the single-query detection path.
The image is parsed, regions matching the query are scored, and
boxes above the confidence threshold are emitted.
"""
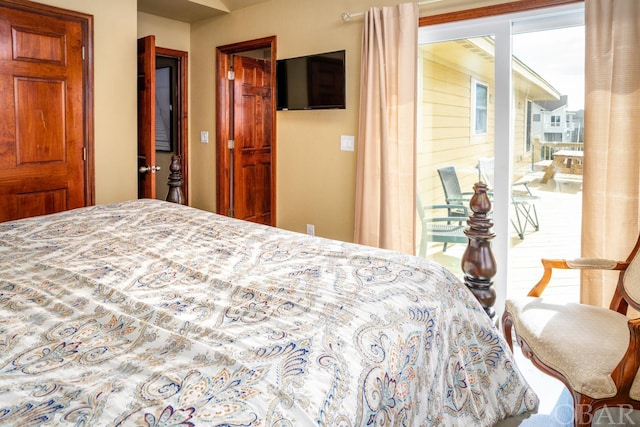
[3,0,95,205]
[157,46,189,204]
[215,36,276,221]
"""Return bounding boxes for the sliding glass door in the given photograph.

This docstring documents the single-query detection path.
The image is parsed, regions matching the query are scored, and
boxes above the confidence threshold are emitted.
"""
[417,3,584,318]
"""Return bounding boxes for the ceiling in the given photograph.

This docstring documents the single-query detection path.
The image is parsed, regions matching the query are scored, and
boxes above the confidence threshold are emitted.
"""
[137,0,518,25]
[137,0,271,23]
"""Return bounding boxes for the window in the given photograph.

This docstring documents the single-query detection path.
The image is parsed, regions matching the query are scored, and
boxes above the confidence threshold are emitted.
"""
[551,115,561,127]
[544,132,563,142]
[472,79,488,134]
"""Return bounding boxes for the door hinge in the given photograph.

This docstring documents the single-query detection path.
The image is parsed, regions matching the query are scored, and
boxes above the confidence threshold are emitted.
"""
[228,70,235,81]
[83,147,87,161]
[228,139,235,149]
[82,46,85,61]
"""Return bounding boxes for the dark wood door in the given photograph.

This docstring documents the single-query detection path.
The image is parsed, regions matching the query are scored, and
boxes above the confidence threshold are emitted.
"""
[137,35,157,199]
[216,37,276,226]
[233,55,273,225]
[0,2,88,222]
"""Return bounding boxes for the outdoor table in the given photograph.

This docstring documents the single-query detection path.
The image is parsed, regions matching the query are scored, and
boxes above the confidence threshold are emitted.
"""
[540,149,584,183]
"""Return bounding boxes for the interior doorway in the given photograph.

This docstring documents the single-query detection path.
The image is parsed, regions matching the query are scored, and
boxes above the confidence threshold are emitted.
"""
[156,47,189,203]
[137,35,189,203]
[216,36,276,226]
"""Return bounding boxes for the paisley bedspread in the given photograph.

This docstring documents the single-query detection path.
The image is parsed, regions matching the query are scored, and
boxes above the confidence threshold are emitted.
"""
[0,199,537,426]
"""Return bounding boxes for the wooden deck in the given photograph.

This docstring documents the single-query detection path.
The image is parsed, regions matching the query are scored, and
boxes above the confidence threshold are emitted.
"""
[425,174,583,304]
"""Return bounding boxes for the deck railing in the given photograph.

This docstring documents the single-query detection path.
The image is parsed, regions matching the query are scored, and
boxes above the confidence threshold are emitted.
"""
[533,139,584,163]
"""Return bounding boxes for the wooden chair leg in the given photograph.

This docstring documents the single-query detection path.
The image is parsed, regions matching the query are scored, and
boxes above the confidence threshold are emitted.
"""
[573,393,595,427]
[501,311,515,351]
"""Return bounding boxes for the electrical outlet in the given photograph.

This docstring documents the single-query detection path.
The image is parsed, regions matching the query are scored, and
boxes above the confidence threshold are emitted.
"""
[306,224,315,236]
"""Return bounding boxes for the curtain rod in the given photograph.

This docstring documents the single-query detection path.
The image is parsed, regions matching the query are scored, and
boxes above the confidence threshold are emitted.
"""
[341,0,444,22]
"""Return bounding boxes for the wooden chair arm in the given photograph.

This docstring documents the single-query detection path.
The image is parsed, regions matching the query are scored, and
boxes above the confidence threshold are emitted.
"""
[565,257,627,270]
[527,258,629,297]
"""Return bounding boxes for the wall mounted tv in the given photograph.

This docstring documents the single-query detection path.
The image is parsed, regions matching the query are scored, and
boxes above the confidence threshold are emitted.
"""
[276,50,345,110]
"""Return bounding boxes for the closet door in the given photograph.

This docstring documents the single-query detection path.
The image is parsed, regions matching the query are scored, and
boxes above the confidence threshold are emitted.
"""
[0,2,90,222]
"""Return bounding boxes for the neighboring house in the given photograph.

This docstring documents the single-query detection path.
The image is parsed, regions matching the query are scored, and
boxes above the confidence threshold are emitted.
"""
[530,97,585,164]
[536,102,583,145]
[531,95,569,143]
[565,109,585,143]
[417,36,562,205]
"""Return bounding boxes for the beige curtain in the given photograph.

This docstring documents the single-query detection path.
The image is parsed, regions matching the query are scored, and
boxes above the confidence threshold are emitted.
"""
[582,0,640,307]
[354,2,418,254]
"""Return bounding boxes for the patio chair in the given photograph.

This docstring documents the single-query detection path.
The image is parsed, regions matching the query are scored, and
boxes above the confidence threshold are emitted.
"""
[476,157,540,239]
[432,169,473,252]
[502,231,640,426]
[437,166,475,208]
[417,197,469,257]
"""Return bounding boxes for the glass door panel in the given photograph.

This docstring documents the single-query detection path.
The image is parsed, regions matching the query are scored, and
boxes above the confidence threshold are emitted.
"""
[508,23,584,302]
[417,36,495,274]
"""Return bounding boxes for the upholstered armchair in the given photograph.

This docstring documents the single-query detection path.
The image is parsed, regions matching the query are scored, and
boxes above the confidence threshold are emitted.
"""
[502,235,640,427]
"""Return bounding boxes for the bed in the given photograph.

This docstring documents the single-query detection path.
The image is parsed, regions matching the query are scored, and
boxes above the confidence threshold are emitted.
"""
[0,197,537,426]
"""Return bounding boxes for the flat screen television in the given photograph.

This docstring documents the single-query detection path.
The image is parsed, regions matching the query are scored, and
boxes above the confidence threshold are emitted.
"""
[276,50,345,110]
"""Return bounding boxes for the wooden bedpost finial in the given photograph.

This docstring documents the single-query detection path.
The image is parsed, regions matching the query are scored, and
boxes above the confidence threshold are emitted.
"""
[166,155,185,205]
[461,181,497,318]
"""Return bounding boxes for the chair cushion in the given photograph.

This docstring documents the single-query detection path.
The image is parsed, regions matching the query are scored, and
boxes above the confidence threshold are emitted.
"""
[505,297,631,399]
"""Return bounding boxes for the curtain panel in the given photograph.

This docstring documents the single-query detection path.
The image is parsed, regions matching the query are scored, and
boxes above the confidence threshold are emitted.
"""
[354,2,418,255]
[582,0,640,307]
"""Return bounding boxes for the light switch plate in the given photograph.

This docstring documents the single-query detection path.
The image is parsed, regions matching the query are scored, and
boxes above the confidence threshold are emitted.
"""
[200,131,209,143]
[340,135,354,151]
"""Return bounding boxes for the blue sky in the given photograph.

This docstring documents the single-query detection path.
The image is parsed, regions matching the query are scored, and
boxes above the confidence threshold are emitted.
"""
[513,25,585,110]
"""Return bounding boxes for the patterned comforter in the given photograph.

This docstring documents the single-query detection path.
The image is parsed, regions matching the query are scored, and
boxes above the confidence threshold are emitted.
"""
[0,199,537,426]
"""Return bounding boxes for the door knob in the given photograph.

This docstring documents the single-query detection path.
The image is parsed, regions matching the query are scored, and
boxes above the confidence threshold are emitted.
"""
[139,165,161,174]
